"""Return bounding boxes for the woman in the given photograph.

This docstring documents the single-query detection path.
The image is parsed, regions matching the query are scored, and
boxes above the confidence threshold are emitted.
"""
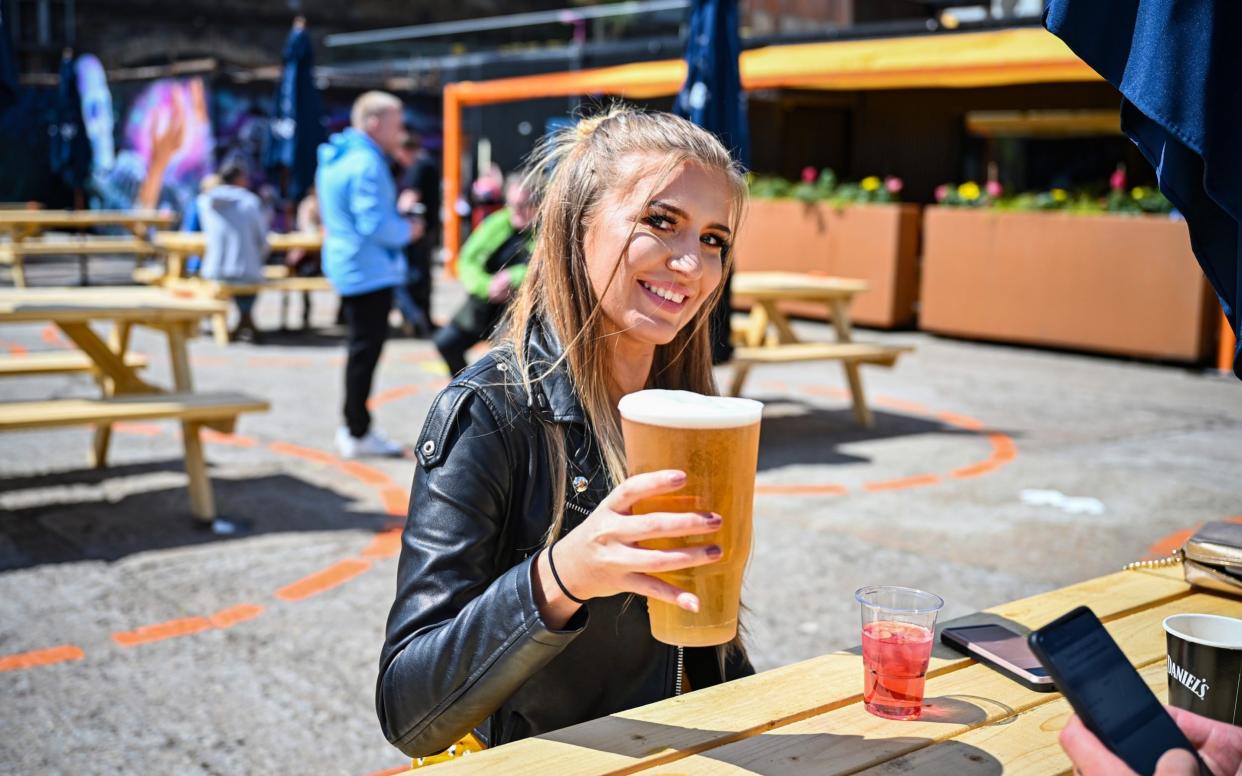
[377,106,753,759]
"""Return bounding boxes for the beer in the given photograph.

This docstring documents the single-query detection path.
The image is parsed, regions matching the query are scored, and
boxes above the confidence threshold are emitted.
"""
[618,390,763,647]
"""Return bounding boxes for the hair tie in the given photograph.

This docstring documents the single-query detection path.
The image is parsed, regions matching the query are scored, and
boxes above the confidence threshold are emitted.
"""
[547,543,588,605]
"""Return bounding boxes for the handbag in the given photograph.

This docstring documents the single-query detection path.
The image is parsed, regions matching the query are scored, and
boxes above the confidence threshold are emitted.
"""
[1127,521,1242,595]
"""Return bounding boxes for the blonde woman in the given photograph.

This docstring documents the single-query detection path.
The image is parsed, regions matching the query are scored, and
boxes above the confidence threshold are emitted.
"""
[378,107,753,759]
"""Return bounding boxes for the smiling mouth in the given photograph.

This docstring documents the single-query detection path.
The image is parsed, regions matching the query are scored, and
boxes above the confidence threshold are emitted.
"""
[639,280,688,306]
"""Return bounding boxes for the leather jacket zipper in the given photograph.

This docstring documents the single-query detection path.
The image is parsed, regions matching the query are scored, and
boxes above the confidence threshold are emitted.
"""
[675,646,684,696]
[566,499,685,697]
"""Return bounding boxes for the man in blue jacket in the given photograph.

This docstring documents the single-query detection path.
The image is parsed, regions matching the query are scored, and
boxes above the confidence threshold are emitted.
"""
[316,91,422,458]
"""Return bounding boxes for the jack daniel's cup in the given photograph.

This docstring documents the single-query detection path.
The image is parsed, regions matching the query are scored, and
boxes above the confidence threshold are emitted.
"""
[1163,614,1242,725]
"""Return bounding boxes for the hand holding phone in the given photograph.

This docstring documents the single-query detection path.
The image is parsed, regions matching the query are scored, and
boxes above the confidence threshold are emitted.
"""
[1028,607,1211,776]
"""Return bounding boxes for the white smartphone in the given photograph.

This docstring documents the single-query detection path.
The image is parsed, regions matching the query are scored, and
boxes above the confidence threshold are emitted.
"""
[941,623,1056,692]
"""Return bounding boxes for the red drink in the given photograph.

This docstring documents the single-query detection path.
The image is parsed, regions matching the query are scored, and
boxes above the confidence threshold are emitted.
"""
[861,620,934,720]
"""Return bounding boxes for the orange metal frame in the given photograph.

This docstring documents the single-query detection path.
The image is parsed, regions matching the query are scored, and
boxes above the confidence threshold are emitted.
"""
[441,28,1100,266]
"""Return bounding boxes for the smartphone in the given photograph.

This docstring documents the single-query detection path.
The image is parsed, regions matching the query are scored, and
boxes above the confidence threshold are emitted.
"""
[941,623,1056,692]
[1028,606,1210,776]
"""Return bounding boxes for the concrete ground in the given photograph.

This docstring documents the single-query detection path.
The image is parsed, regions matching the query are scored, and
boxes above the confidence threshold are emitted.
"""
[1,257,1239,774]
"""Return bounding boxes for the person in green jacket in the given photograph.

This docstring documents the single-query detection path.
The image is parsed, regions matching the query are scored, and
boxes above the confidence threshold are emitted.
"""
[434,173,536,375]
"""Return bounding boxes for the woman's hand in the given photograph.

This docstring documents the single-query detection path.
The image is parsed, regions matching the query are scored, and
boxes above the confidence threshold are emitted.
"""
[532,469,723,629]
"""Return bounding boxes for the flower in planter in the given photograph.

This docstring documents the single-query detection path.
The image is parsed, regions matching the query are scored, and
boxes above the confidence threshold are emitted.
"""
[934,184,949,203]
[1051,188,1069,203]
[958,181,982,200]
[885,176,903,194]
[801,166,817,183]
[986,180,1003,198]
[1110,165,1126,192]
[1131,186,1147,199]
[861,176,881,192]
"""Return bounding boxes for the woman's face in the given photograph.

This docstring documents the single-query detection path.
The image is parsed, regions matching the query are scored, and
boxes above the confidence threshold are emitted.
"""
[583,155,733,349]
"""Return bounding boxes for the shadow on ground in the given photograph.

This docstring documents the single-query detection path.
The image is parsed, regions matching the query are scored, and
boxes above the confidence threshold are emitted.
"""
[753,398,1021,471]
[0,462,396,571]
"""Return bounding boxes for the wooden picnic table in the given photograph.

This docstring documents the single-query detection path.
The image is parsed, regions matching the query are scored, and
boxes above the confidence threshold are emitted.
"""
[152,231,322,281]
[0,287,268,522]
[0,209,176,238]
[729,271,911,426]
[406,565,1238,774]
[0,210,176,286]
[144,232,330,343]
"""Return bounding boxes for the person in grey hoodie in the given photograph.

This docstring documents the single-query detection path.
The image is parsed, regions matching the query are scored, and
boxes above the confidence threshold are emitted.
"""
[197,159,269,342]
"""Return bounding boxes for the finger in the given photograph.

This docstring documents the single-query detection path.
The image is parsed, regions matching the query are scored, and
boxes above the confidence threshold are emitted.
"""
[1059,715,1138,776]
[624,573,700,613]
[615,543,723,574]
[1154,749,1200,776]
[1163,706,1214,749]
[605,470,686,512]
[617,511,721,541]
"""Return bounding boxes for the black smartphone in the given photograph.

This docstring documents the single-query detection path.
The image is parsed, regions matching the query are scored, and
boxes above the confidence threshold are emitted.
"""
[941,623,1056,692]
[1027,606,1210,776]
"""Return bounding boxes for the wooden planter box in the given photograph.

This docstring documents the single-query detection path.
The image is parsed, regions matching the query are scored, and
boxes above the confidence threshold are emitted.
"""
[920,208,1217,363]
[732,200,920,328]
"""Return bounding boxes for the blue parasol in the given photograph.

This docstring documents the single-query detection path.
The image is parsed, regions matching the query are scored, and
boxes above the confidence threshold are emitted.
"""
[1046,0,1242,378]
[267,22,325,205]
[49,52,92,195]
[0,7,18,114]
[674,0,749,364]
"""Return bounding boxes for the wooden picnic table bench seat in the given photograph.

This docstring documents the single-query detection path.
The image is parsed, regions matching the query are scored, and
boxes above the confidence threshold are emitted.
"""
[0,391,269,434]
[0,391,269,523]
[0,351,150,377]
[142,268,334,344]
[1,237,163,287]
[731,341,911,366]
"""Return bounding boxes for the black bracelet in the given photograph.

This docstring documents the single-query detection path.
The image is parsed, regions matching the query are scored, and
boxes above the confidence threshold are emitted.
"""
[546,542,588,605]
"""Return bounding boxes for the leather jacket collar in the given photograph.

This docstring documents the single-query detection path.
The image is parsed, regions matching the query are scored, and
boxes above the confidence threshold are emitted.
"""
[522,319,587,426]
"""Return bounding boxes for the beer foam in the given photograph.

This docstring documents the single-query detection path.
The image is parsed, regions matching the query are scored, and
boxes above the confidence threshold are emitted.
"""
[618,390,763,429]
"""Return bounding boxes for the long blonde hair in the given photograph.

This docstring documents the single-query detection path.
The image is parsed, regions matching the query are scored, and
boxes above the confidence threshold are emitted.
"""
[499,105,748,547]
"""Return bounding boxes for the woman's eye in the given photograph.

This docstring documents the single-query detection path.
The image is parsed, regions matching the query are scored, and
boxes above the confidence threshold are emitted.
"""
[702,233,728,250]
[644,213,673,230]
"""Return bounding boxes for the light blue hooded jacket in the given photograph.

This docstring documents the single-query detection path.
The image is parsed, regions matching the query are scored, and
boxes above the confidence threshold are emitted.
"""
[315,128,411,297]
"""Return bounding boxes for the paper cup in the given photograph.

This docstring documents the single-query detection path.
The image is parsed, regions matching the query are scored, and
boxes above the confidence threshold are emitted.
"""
[1163,613,1242,725]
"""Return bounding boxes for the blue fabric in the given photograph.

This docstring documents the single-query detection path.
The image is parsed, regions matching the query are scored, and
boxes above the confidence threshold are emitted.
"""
[49,55,91,192]
[266,27,325,204]
[1046,0,1242,378]
[0,11,18,114]
[673,0,750,168]
[315,128,411,297]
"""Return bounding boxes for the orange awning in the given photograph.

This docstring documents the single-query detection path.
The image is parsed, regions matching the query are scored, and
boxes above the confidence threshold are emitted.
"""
[443,27,1102,263]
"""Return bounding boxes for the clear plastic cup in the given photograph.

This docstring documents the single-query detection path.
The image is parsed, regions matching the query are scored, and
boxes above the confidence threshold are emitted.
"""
[856,585,945,720]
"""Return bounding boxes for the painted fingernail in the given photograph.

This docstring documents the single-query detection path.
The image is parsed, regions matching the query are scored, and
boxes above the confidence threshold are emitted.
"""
[706,545,722,558]
[706,513,723,526]
[679,594,700,613]
[668,471,687,483]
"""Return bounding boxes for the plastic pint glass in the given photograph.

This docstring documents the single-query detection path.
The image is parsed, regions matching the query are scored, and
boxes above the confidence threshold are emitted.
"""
[618,390,763,647]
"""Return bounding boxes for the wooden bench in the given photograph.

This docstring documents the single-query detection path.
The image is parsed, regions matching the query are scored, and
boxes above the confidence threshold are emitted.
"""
[0,392,267,433]
[0,391,270,522]
[135,265,334,343]
[0,351,150,378]
[0,237,162,287]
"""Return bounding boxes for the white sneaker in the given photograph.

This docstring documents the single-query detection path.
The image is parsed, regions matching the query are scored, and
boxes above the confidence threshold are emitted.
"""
[336,427,404,459]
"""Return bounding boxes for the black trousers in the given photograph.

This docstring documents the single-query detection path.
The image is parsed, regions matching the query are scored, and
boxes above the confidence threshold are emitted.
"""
[434,295,505,376]
[340,287,393,438]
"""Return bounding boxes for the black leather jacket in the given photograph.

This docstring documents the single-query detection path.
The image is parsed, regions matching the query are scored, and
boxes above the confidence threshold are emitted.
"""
[377,322,755,758]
